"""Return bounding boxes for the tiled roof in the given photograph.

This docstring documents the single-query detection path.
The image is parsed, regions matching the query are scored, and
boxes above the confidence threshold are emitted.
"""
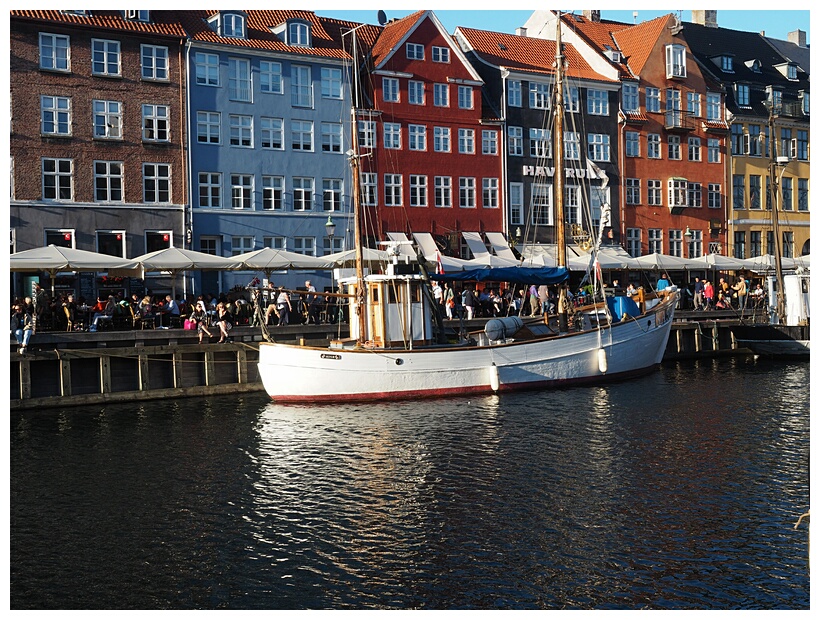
[558,13,634,78]
[369,10,426,68]
[612,15,673,76]
[457,26,616,82]
[623,111,649,124]
[10,9,188,37]
[178,10,380,59]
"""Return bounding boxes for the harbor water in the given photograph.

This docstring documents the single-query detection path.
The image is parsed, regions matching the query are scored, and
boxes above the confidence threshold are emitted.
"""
[10,357,810,609]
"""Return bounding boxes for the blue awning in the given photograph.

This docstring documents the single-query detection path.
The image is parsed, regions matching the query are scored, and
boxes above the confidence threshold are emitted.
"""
[433,266,569,285]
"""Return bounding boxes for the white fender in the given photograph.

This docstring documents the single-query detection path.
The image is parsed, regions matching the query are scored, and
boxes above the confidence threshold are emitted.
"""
[597,348,608,374]
[489,363,500,391]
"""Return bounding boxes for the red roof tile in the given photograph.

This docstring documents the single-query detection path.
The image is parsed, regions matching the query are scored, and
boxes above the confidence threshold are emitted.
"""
[369,10,426,68]
[611,15,673,76]
[11,10,188,37]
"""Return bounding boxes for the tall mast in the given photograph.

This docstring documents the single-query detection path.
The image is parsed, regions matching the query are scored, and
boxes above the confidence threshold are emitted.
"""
[554,12,569,332]
[348,28,367,343]
[767,106,786,323]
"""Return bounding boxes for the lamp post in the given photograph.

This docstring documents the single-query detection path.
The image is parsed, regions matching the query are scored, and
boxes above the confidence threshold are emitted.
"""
[684,226,692,258]
[325,215,336,247]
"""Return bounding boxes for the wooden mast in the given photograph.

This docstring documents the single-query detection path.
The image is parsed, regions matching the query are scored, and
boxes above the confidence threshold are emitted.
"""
[767,106,786,323]
[349,28,367,344]
[554,12,569,332]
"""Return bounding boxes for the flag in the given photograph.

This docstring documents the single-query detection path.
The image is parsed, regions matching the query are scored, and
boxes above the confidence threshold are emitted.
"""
[594,257,602,283]
[436,250,444,275]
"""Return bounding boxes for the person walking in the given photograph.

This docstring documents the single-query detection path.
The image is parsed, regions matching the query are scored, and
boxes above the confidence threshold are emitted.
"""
[463,286,478,320]
[693,277,704,310]
[703,280,714,310]
[275,287,292,326]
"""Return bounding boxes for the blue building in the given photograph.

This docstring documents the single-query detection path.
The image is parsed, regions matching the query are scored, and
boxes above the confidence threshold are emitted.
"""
[180,10,381,295]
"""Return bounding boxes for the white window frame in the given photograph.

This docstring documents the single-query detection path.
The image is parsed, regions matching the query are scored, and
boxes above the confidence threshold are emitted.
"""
[432,46,449,63]
[383,122,401,150]
[361,172,377,207]
[262,175,284,211]
[141,44,169,81]
[41,95,71,136]
[198,172,222,208]
[321,67,343,99]
[196,111,221,144]
[648,179,662,206]
[459,177,476,209]
[383,77,400,103]
[622,83,639,112]
[435,176,452,208]
[142,104,169,142]
[358,120,376,149]
[648,228,663,254]
[409,124,427,151]
[293,237,315,256]
[626,131,640,157]
[39,33,70,72]
[433,83,449,107]
[708,138,721,163]
[322,178,343,212]
[291,65,313,108]
[321,122,342,153]
[688,136,702,162]
[509,182,524,225]
[648,134,661,159]
[229,114,253,148]
[626,228,641,257]
[530,183,552,226]
[529,128,550,158]
[588,133,610,162]
[230,173,253,209]
[708,183,722,209]
[93,160,123,202]
[293,177,314,211]
[92,39,121,77]
[385,174,403,207]
[646,87,661,113]
[260,60,282,94]
[688,182,703,208]
[508,126,523,156]
[406,42,424,60]
[482,178,499,209]
[433,126,451,153]
[291,120,313,152]
[668,178,688,208]
[231,236,255,257]
[195,52,220,87]
[261,117,284,150]
[482,130,498,155]
[508,80,522,107]
[458,128,475,154]
[409,175,428,207]
[458,85,474,110]
[529,82,550,109]
[408,80,425,105]
[587,89,609,115]
[666,44,687,78]
[625,178,641,205]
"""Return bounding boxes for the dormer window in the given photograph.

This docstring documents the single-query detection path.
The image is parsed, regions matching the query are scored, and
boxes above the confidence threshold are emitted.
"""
[288,21,311,47]
[800,90,809,115]
[768,86,783,112]
[745,59,762,73]
[720,55,733,72]
[787,64,797,80]
[666,44,686,78]
[774,62,799,81]
[122,10,149,22]
[223,13,245,38]
[604,46,622,63]
[736,83,750,107]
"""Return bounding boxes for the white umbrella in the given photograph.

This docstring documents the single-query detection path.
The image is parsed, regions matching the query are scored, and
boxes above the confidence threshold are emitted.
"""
[632,252,691,271]
[231,247,328,272]
[741,254,798,272]
[318,247,393,268]
[690,253,746,271]
[128,246,238,297]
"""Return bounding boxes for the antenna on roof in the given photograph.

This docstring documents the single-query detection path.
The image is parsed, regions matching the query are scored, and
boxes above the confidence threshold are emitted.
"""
[377,10,387,26]
[633,11,638,24]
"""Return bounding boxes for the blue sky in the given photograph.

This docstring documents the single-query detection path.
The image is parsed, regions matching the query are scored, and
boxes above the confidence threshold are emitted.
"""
[316,8,810,44]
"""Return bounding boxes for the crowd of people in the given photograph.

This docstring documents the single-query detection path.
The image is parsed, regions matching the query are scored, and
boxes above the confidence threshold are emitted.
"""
[686,275,765,311]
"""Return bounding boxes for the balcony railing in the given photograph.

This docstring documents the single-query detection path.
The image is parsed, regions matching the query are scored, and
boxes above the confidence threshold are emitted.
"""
[665,110,695,132]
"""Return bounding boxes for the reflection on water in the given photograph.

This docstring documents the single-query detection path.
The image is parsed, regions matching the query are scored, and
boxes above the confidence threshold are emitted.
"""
[10,358,809,609]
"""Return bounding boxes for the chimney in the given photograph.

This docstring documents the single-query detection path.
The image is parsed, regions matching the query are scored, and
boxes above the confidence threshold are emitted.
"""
[583,10,601,23]
[516,26,527,37]
[691,10,717,27]
[788,29,807,47]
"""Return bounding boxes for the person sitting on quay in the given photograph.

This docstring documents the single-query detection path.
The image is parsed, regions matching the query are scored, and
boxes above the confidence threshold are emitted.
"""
[214,301,233,343]
[189,300,213,344]
[11,303,33,354]
[90,295,116,332]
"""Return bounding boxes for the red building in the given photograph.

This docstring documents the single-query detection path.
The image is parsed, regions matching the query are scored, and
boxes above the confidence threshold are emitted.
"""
[362,10,504,257]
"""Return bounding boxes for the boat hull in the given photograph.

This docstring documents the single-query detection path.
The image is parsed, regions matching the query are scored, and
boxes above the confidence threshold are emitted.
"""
[258,299,676,402]
[730,324,810,358]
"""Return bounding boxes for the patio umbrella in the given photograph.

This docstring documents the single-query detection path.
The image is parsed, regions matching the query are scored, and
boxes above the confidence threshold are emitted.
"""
[741,254,798,273]
[631,252,691,271]
[10,244,138,296]
[231,247,328,274]
[128,246,238,298]
[317,247,393,268]
[689,253,746,271]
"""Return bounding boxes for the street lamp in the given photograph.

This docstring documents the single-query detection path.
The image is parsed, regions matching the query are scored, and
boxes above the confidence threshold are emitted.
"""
[325,215,336,241]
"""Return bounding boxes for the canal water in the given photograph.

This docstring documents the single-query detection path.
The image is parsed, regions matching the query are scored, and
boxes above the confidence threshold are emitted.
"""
[10,358,810,609]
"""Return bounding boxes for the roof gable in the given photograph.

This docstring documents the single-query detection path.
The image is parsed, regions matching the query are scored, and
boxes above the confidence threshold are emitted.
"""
[611,15,675,76]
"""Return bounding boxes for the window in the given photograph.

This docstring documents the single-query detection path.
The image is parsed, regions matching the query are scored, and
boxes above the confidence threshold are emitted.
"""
[409,81,424,105]
[385,174,402,207]
[648,134,661,159]
[625,131,640,157]
[458,128,475,154]
[198,172,221,208]
[669,229,683,257]
[293,177,314,211]
[529,82,550,109]
[588,134,610,161]
[41,96,71,135]
[288,21,310,46]
[565,86,580,112]
[435,177,452,208]
[143,163,170,203]
[720,55,733,72]
[688,229,703,258]
[666,44,686,78]
[197,111,221,144]
[323,236,343,256]
[749,175,762,209]
[229,114,253,147]
[648,179,662,206]
[141,45,168,81]
[384,123,401,149]
[668,179,687,208]
[293,237,315,256]
[782,177,793,211]
[509,182,523,225]
[780,127,792,160]
[321,67,342,99]
[145,231,172,252]
[361,173,377,206]
[434,127,451,152]
[687,92,701,117]
[646,87,660,113]
[383,77,399,103]
[668,135,681,160]
[322,179,342,211]
[733,174,745,209]
[770,88,783,112]
[458,85,474,109]
[409,124,427,151]
[406,42,424,60]
[798,178,808,211]
[482,178,499,209]
[459,177,476,209]
[434,84,448,107]
[733,231,746,259]
[94,161,123,202]
[787,64,797,80]
[565,185,580,224]
[529,128,550,158]
[731,124,744,155]
[622,83,639,112]
[688,182,702,208]
[625,178,640,205]
[508,81,522,107]
[231,236,254,257]
[707,138,721,163]
[142,104,169,142]
[195,52,220,86]
[260,61,282,93]
[688,137,701,161]
[223,13,246,38]
[432,46,449,63]
[796,130,808,160]
[39,33,70,71]
[410,175,427,207]
[321,122,342,153]
[43,229,72,249]
[508,126,523,156]
[748,124,762,156]
[565,132,580,160]
[708,183,722,209]
[750,231,761,257]
[261,117,284,149]
[358,120,376,149]
[291,65,312,107]
[648,228,663,254]
[707,92,721,120]
[262,176,284,210]
[531,184,551,226]
[97,231,126,258]
[587,89,609,115]
[92,39,120,76]
[227,58,252,101]
[230,174,253,209]
[482,130,498,155]
[626,228,641,257]
[801,91,810,115]
[736,84,750,106]
[291,120,313,151]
